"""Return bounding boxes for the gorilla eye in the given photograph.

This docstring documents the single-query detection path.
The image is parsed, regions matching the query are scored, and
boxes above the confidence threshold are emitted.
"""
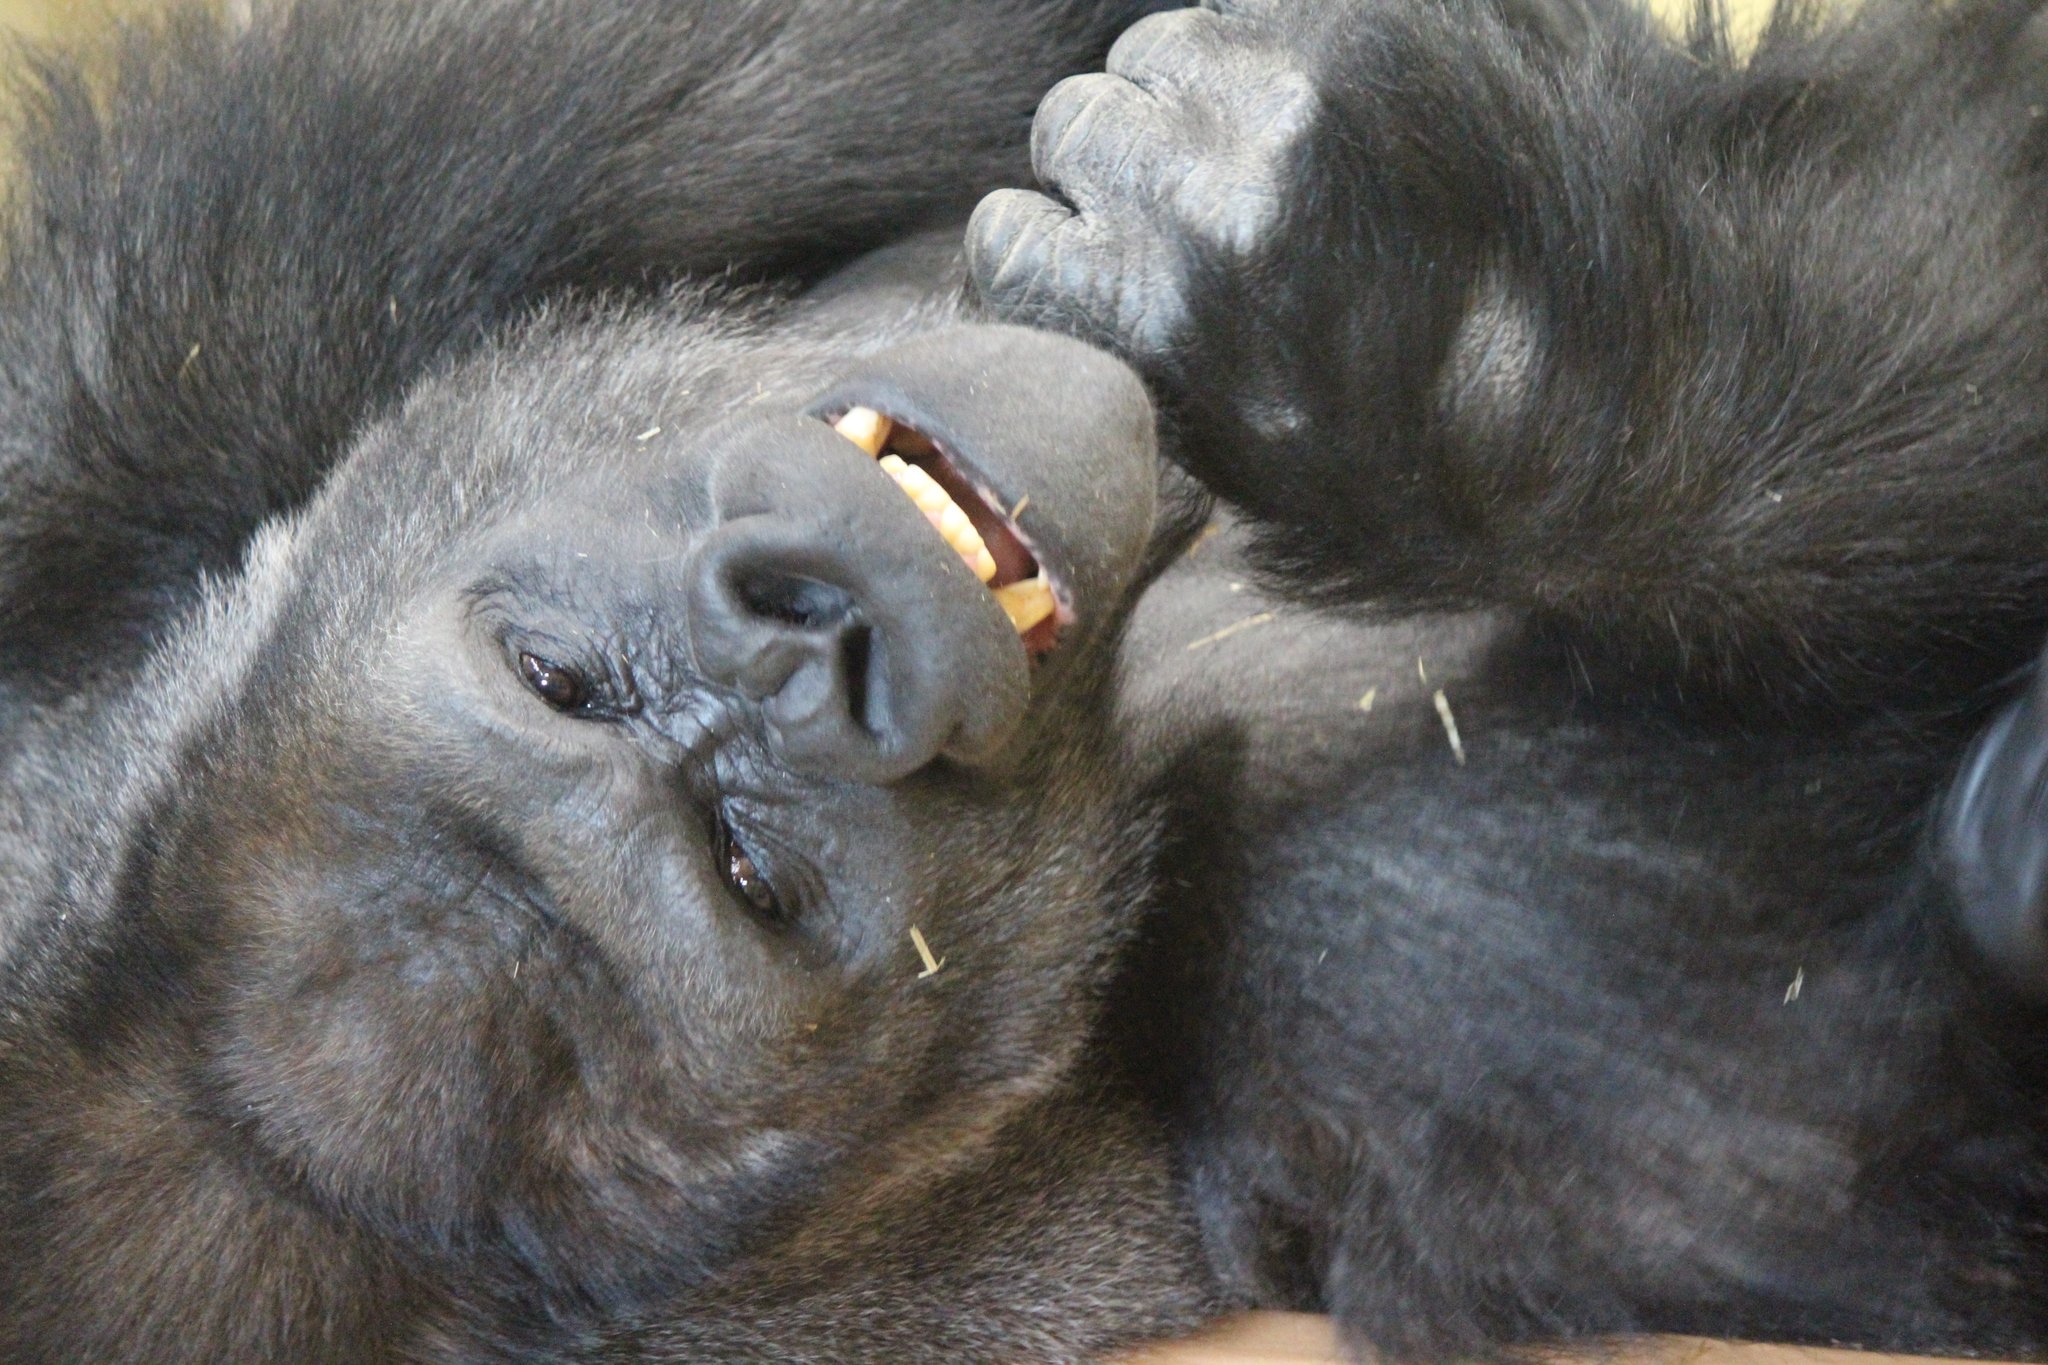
[717,815,786,924]
[518,651,590,713]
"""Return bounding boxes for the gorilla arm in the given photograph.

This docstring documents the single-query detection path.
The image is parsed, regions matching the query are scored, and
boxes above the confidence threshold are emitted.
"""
[971,0,2048,714]
[972,5,2048,1351]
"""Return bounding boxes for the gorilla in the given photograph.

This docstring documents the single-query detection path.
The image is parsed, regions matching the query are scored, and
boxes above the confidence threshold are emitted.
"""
[1,0,2046,1362]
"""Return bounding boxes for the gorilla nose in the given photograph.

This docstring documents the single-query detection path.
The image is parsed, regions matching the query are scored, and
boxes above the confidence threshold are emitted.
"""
[686,416,1029,784]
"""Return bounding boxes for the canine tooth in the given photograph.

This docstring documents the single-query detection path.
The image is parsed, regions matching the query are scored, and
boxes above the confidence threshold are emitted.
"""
[992,575,1055,634]
[833,406,891,456]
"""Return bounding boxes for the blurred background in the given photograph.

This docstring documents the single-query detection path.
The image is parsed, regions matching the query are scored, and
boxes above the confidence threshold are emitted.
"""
[0,0,154,41]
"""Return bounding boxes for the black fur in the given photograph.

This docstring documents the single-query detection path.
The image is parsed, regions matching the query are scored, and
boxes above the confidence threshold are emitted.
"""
[972,0,2048,1358]
[5,0,2048,1360]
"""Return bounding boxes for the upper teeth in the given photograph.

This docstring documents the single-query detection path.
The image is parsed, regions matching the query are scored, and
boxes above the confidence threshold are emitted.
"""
[831,408,1056,638]
[833,405,891,458]
[833,407,999,582]
[875,454,1000,584]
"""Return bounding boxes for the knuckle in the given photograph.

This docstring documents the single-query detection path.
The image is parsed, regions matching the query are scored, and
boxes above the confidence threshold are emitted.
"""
[1031,73,1135,175]
[965,190,1069,300]
[1106,8,1229,85]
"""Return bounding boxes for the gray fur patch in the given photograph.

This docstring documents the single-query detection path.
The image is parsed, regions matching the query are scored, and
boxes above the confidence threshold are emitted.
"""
[1438,272,1540,438]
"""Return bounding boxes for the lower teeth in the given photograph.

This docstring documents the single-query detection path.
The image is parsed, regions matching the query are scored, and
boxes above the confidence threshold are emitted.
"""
[992,576,1055,633]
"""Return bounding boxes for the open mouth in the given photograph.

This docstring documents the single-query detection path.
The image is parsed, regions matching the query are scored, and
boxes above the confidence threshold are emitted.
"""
[827,406,1066,656]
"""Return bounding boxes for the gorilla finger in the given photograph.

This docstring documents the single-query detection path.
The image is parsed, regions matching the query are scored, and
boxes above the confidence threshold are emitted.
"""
[1105,7,1235,95]
[967,189,1084,315]
[1030,72,1165,214]
[967,189,1132,347]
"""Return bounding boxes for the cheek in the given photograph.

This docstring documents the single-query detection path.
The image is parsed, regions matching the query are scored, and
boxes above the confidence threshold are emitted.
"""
[203,859,829,1283]
[208,893,545,1241]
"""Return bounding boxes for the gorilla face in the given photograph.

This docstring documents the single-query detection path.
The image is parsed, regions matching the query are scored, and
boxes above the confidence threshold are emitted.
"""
[147,316,1161,1299]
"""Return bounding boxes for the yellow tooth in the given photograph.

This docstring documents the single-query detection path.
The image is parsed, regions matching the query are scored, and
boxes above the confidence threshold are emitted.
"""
[952,533,998,584]
[992,575,1055,634]
[877,454,999,583]
[859,429,1035,617]
[833,406,891,457]
[885,457,945,513]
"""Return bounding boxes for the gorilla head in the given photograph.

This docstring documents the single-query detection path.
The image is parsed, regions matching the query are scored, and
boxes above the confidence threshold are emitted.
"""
[91,307,1170,1306]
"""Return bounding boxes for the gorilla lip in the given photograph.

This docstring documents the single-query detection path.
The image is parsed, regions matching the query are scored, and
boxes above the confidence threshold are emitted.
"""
[829,406,1063,654]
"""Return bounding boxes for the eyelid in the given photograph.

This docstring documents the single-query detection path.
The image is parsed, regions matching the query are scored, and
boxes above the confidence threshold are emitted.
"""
[501,631,643,721]
[717,799,828,921]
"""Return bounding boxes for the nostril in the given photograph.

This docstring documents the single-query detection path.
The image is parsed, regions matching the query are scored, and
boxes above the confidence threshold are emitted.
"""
[721,565,884,733]
[689,524,915,777]
[839,621,879,737]
[686,457,1031,783]
[732,568,857,632]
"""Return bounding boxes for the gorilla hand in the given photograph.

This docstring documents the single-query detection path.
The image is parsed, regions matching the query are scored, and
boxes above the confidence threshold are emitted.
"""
[965,0,1570,604]
[966,3,1347,518]
[971,0,2048,717]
